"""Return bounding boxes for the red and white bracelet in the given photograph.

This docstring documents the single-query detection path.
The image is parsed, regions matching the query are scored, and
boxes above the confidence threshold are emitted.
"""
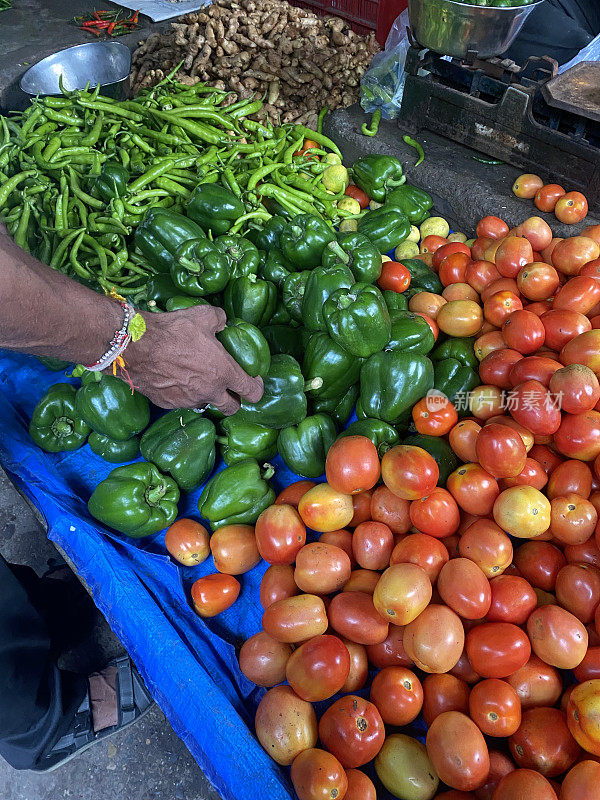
[84,301,136,372]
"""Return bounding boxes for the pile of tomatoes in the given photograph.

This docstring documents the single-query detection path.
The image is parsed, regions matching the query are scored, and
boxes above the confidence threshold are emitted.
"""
[231,208,600,800]
[512,173,589,226]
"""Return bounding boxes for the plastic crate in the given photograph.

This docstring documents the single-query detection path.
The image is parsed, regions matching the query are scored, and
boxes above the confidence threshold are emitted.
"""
[290,0,407,44]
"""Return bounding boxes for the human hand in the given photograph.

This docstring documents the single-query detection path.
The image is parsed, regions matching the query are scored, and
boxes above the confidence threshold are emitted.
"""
[126,305,263,414]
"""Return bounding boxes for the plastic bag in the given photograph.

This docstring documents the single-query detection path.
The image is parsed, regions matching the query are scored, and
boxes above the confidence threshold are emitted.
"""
[559,33,600,72]
[360,10,410,120]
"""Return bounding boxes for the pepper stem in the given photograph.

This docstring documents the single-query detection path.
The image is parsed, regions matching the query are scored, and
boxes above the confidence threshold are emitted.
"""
[178,256,202,274]
[52,417,74,436]
[215,436,228,445]
[261,463,275,481]
[145,482,166,506]
[304,377,323,392]
[326,241,350,264]
[387,176,407,188]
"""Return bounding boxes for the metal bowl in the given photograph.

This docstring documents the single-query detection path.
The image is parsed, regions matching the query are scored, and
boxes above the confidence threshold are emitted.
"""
[20,41,131,98]
[408,0,544,59]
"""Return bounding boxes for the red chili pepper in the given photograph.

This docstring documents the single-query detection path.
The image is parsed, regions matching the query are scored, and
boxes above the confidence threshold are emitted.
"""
[81,19,110,28]
[107,20,116,34]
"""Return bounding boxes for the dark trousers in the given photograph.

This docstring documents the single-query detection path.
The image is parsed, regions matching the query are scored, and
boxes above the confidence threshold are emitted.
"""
[0,556,86,770]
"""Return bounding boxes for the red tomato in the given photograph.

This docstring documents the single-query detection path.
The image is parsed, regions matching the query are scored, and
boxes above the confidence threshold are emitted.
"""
[447,463,499,515]
[422,673,470,727]
[487,575,537,624]
[286,635,350,702]
[582,224,600,247]
[475,750,515,800]
[565,536,600,568]
[467,259,501,293]
[377,260,411,293]
[484,291,523,327]
[550,493,597,546]
[561,329,600,373]
[412,395,458,435]
[541,237,564,264]
[475,331,505,361]
[450,648,482,684]
[275,480,316,507]
[502,310,546,354]
[298,483,354,532]
[443,282,480,302]
[426,711,490,792]
[294,542,352,594]
[449,419,482,462]
[524,300,553,316]
[472,236,495,261]
[477,216,509,240]
[210,524,260,575]
[508,380,561,436]
[479,349,524,389]
[554,276,600,314]
[260,564,298,609]
[291,748,348,800]
[500,457,548,490]
[370,486,412,534]
[517,262,559,301]
[373,563,432,625]
[348,491,372,529]
[325,436,380,495]
[493,486,551,539]
[390,532,449,582]
[165,518,210,566]
[513,540,566,591]
[343,568,379,594]
[370,666,423,725]
[341,639,368,692]
[495,236,534,279]
[381,445,439,500]
[551,236,599,276]
[547,460,593,499]
[513,174,543,199]
[409,488,460,538]
[550,365,600,414]
[318,695,385,768]
[476,423,527,478]
[466,623,531,678]
[239,631,292,687]
[509,356,561,388]
[560,761,600,800]
[191,573,240,617]
[509,707,580,778]
[365,624,413,669]
[344,184,369,208]
[506,654,562,710]
[439,252,472,286]
[469,678,521,737]
[527,605,588,669]
[556,563,600,623]
[554,411,600,461]
[567,679,600,756]
[555,191,589,225]
[519,217,553,252]
[469,389,504,425]
[328,591,389,645]
[481,277,520,302]
[344,769,376,800]
[262,593,329,644]
[541,310,591,351]
[403,604,465,673]
[255,504,306,565]
[437,558,492,619]
[415,311,439,340]
[534,183,565,212]
[493,769,558,800]
[352,521,394,571]
[459,518,513,577]
[433,241,472,269]
[255,685,317,765]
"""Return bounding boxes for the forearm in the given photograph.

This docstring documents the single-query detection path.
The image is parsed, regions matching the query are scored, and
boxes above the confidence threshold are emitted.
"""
[0,230,122,364]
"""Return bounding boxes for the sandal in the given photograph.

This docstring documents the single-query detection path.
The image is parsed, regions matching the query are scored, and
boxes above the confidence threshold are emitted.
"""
[36,655,153,772]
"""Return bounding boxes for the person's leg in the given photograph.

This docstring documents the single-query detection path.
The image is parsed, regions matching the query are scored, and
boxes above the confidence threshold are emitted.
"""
[0,555,87,770]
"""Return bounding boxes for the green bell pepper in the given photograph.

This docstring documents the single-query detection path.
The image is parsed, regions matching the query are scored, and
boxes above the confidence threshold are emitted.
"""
[76,373,149,441]
[282,270,311,323]
[303,331,362,400]
[165,296,209,311]
[404,433,460,485]
[385,311,436,355]
[431,337,478,371]
[198,459,275,528]
[216,319,271,378]
[140,410,216,493]
[401,258,443,294]
[357,351,434,424]
[433,358,480,416]
[186,183,245,236]
[301,265,354,332]
[279,214,336,269]
[311,384,359,426]
[223,274,277,327]
[134,274,182,312]
[339,418,399,455]
[29,383,90,453]
[134,208,207,274]
[357,205,411,254]
[261,325,304,362]
[352,155,405,203]
[246,216,286,251]
[268,302,292,325]
[383,289,409,320]
[214,234,260,279]
[277,414,337,479]
[386,185,433,224]
[89,432,140,463]
[323,283,391,358]
[37,356,70,371]
[321,231,382,284]
[258,248,291,288]
[93,162,130,203]
[217,418,278,465]
[88,462,179,538]
[171,238,231,296]
[237,354,308,429]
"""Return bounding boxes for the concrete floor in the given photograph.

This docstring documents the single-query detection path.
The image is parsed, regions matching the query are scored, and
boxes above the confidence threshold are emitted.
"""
[0,469,220,800]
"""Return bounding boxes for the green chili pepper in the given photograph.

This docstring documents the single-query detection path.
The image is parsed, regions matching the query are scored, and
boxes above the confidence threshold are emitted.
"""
[403,135,425,167]
[361,109,381,137]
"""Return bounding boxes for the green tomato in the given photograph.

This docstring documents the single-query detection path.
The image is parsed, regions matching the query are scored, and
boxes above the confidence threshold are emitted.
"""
[395,241,420,260]
[407,224,421,243]
[375,734,439,800]
[420,216,450,240]
[447,232,467,243]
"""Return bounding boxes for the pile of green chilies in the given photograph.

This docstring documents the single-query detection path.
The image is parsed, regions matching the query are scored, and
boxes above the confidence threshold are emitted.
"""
[0,74,343,295]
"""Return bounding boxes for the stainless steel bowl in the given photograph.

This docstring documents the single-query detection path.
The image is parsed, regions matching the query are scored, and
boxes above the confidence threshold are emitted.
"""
[408,0,544,59]
[20,41,131,98]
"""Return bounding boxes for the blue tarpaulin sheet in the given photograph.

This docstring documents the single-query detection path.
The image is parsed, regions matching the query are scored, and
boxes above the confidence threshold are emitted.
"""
[0,351,425,799]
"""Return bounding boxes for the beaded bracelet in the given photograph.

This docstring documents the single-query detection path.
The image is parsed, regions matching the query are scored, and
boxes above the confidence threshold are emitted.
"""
[84,301,138,372]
